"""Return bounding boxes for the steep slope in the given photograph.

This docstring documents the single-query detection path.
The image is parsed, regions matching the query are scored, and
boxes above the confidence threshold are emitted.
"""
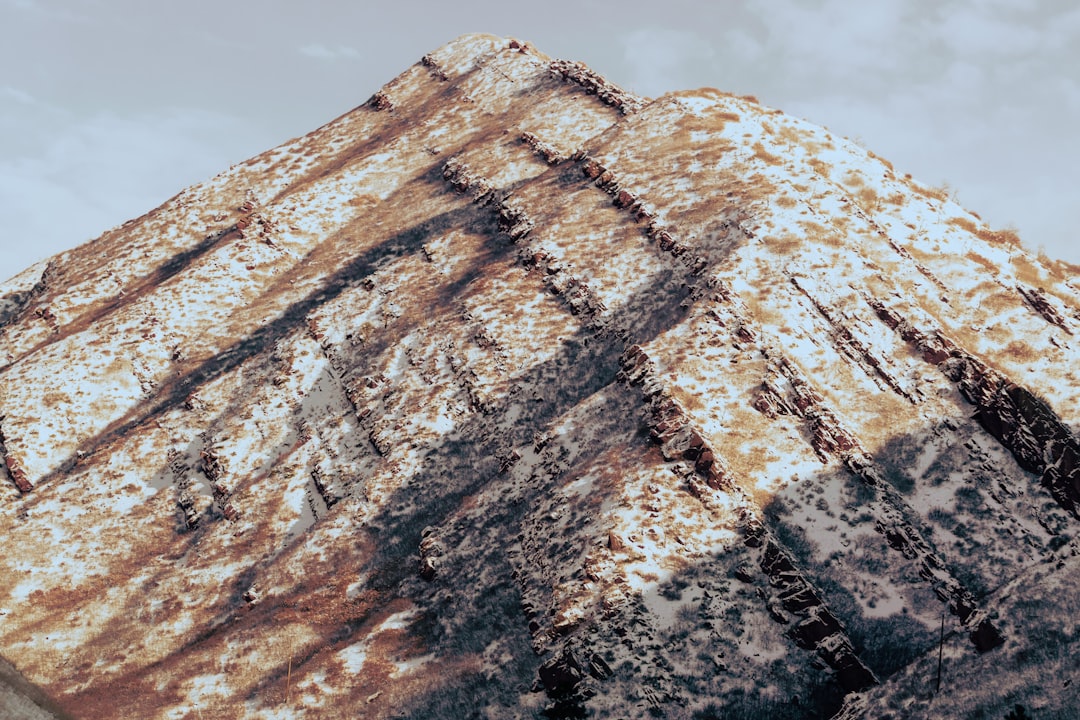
[0,656,72,720]
[1,33,1079,719]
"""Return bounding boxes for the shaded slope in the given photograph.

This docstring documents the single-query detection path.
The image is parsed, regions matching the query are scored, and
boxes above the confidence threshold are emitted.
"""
[0,656,74,720]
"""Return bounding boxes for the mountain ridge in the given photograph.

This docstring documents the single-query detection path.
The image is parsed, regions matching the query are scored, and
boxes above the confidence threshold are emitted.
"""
[1,32,1079,719]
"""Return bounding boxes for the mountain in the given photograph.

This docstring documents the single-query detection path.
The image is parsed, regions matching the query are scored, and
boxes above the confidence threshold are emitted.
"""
[2,33,1079,720]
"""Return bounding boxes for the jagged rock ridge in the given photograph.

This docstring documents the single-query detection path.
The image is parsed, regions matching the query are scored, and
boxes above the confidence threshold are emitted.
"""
[1,33,1079,719]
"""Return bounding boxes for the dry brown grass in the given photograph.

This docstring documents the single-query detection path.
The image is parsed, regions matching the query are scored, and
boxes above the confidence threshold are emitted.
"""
[347,194,379,210]
[949,217,1023,248]
[753,141,783,165]
[978,288,1020,315]
[906,243,940,267]
[981,227,1023,248]
[829,214,851,234]
[798,220,844,247]
[777,125,804,145]
[909,182,950,203]
[861,391,915,441]
[1014,254,1080,314]
[856,187,881,213]
[1033,250,1080,284]
[866,150,894,172]
[964,251,999,275]
[1002,339,1040,364]
[807,158,831,177]
[842,170,865,188]
[1011,254,1046,287]
[775,194,798,209]
[762,233,802,255]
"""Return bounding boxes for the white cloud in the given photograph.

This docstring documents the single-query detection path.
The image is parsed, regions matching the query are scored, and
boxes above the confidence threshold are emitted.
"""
[770,0,914,78]
[298,43,361,61]
[1,0,92,23]
[619,28,716,97]
[936,8,1041,63]
[0,86,36,105]
[0,108,261,274]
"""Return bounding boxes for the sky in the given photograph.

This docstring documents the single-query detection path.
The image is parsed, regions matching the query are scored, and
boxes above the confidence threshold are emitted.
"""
[2,0,1078,281]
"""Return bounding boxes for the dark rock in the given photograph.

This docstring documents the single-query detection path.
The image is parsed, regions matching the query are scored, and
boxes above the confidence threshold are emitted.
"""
[734,564,755,583]
[538,647,583,696]
[790,607,842,649]
[587,654,612,680]
[970,618,1005,653]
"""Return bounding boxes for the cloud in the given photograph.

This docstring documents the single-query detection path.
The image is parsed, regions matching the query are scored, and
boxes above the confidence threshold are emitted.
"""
[1,0,92,23]
[0,86,36,105]
[619,27,717,97]
[298,43,361,61]
[935,1,1044,60]
[0,108,262,274]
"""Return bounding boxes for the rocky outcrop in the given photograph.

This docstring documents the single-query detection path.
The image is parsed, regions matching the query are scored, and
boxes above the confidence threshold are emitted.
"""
[756,537,878,692]
[0,423,31,494]
[869,294,1080,520]
[620,344,731,492]
[945,356,1080,519]
[843,452,999,646]
[755,354,861,461]
[549,59,645,115]
[0,262,52,333]
[367,90,394,111]
[520,131,565,165]
[751,341,1004,648]
[1018,285,1072,334]
[440,156,498,205]
[621,344,877,694]
[791,276,918,403]
[419,53,449,82]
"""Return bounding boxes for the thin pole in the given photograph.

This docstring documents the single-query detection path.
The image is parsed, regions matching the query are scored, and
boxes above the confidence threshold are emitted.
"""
[935,612,945,694]
[286,656,292,706]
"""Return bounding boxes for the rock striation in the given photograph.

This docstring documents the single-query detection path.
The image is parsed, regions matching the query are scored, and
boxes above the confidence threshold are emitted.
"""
[1,33,1079,720]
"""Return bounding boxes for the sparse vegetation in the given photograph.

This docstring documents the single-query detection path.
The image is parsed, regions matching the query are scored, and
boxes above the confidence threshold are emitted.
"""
[1005,704,1032,720]
[965,250,1001,275]
[908,180,952,203]
[752,141,783,165]
[950,216,1024,249]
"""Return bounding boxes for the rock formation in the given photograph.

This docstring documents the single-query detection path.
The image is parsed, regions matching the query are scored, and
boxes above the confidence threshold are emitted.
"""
[1,33,1079,719]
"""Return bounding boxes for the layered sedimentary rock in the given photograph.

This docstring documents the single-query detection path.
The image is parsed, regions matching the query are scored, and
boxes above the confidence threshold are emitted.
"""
[1,33,1079,719]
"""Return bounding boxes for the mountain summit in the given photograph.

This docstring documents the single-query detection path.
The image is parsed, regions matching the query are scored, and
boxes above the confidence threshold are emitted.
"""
[2,33,1079,719]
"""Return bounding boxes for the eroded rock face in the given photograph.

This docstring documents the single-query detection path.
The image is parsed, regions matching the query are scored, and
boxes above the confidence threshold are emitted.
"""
[944,355,1080,518]
[2,32,1080,720]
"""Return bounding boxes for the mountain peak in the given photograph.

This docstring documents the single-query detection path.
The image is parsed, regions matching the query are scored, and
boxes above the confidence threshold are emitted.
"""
[2,34,1079,720]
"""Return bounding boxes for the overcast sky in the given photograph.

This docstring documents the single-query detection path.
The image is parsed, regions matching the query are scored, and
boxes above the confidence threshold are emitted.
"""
[2,0,1078,281]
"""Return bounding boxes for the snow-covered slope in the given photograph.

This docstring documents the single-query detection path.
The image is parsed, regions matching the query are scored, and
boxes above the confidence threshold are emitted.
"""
[1,33,1078,719]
